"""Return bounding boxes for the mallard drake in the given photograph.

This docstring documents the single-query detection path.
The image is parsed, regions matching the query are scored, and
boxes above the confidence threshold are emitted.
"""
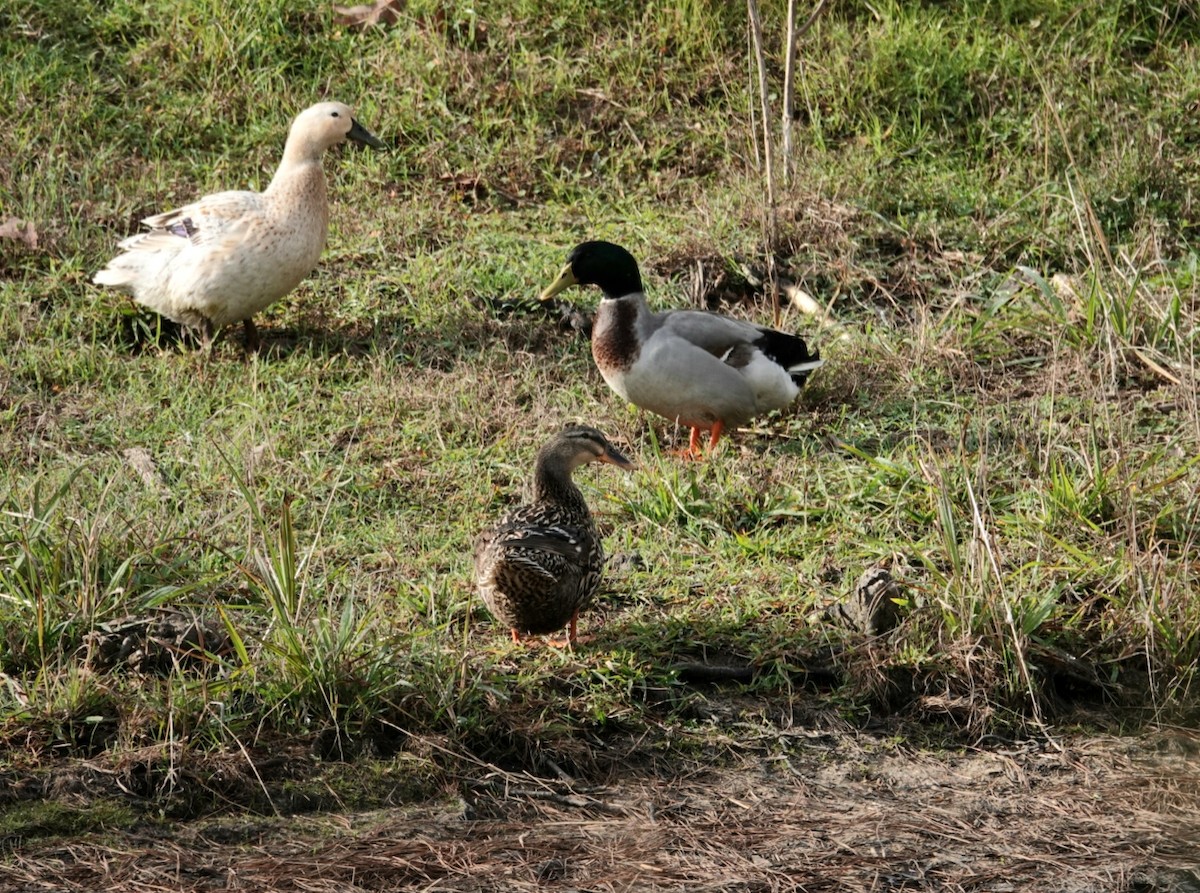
[93,101,385,353]
[540,240,823,457]
[473,426,634,645]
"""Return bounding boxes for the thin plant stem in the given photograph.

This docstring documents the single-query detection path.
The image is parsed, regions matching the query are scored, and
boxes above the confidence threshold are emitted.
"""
[747,0,779,326]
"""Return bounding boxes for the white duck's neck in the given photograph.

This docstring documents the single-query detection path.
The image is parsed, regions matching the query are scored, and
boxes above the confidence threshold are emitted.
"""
[266,152,328,205]
[268,128,330,190]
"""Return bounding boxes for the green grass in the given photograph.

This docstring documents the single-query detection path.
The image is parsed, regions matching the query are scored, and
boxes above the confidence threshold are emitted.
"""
[2,0,1199,803]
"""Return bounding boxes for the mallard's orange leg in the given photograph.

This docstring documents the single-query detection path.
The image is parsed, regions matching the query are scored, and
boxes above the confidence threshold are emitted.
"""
[510,628,522,645]
[707,420,725,452]
[675,423,724,459]
[670,427,705,460]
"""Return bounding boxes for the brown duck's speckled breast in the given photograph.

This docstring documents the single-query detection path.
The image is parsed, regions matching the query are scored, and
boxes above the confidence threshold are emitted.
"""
[473,504,604,635]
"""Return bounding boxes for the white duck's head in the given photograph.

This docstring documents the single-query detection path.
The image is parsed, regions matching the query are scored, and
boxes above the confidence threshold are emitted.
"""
[284,101,385,161]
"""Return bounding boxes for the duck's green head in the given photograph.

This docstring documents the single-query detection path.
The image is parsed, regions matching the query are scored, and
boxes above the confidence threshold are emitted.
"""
[540,241,643,302]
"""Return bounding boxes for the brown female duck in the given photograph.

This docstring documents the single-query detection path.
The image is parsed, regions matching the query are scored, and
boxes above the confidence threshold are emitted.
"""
[473,426,633,644]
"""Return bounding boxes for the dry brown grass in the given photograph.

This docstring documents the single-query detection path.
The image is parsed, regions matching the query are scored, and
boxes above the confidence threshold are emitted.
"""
[6,729,1197,892]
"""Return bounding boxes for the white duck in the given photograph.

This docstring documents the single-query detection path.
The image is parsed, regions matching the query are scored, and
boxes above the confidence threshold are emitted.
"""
[541,241,824,457]
[94,101,384,352]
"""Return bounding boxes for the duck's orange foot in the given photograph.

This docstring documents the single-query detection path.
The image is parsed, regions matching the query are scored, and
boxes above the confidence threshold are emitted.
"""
[669,423,724,460]
[546,611,594,648]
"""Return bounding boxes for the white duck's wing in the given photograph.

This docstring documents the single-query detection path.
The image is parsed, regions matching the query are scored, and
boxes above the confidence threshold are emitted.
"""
[94,190,258,296]
[123,189,262,253]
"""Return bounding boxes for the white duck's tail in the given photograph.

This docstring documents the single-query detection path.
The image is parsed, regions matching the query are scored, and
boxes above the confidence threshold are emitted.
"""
[93,265,135,288]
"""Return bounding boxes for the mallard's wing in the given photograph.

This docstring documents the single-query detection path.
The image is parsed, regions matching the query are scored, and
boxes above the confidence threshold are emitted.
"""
[655,309,822,378]
[655,308,763,355]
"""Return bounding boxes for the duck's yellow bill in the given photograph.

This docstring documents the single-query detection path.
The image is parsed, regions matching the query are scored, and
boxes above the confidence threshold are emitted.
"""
[539,264,578,301]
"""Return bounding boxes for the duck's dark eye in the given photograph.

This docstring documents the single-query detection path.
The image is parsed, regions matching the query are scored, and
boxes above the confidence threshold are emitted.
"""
[331,111,340,118]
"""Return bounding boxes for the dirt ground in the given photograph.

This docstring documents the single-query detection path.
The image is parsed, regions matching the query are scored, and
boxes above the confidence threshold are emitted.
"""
[4,726,1198,892]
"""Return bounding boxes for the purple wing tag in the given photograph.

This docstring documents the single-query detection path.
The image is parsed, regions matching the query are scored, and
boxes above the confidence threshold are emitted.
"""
[167,217,199,239]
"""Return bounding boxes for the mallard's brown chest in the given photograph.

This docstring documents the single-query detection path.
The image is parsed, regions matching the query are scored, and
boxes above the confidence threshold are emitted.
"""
[591,298,641,374]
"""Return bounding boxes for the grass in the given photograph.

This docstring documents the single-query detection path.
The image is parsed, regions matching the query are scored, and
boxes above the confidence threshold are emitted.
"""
[1,0,1199,811]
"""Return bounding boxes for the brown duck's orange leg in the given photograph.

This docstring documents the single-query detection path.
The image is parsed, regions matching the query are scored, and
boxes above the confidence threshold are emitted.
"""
[510,628,522,645]
[550,610,594,647]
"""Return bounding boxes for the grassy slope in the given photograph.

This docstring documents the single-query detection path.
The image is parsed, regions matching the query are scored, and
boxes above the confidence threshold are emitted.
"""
[1,0,1198,789]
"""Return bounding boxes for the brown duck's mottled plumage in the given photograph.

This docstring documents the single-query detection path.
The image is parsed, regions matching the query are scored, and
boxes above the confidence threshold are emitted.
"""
[473,426,633,643]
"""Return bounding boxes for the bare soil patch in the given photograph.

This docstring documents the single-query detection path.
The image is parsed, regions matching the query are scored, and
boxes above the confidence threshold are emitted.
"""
[4,729,1197,892]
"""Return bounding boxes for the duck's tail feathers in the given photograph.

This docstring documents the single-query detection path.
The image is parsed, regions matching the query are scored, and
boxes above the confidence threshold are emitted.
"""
[93,266,135,289]
[755,328,823,385]
[787,356,825,374]
[786,354,823,386]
